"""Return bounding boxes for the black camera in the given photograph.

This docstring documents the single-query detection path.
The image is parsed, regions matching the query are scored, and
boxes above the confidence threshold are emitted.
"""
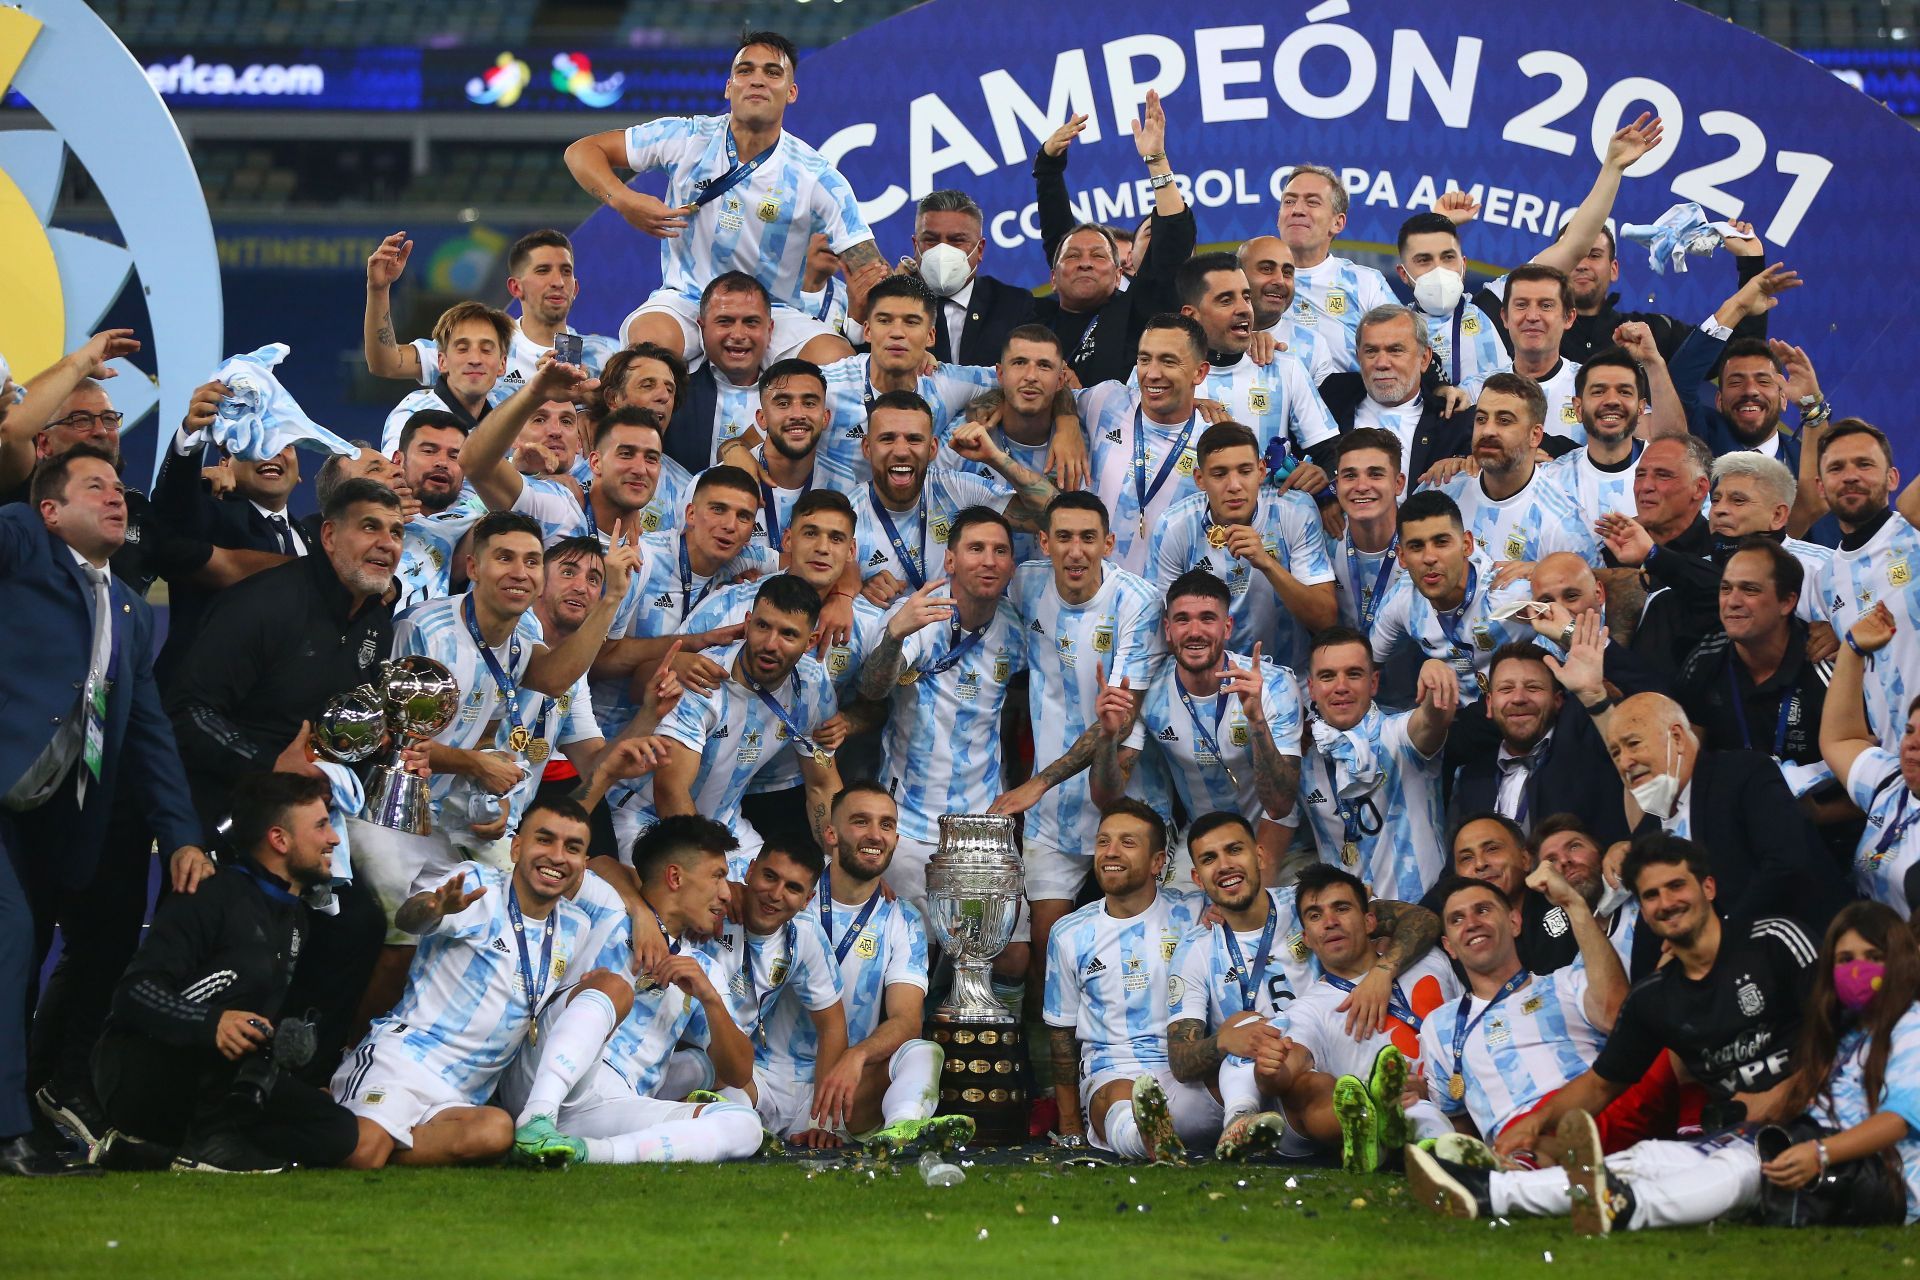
[229,1016,317,1111]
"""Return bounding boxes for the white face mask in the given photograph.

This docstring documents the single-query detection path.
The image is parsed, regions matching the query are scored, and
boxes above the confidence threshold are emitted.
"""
[1628,731,1683,817]
[918,243,972,298]
[1411,266,1464,317]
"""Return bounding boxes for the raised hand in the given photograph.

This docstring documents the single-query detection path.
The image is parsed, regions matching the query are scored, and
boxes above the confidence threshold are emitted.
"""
[77,328,141,379]
[1218,643,1268,723]
[428,871,487,921]
[884,576,955,639]
[184,380,230,434]
[368,232,413,288]
[1542,611,1610,702]
[1595,511,1655,567]
[1094,663,1136,737]
[1768,339,1822,402]
[1130,90,1167,159]
[1604,111,1664,172]
[947,419,1000,466]
[600,517,640,603]
[1728,262,1803,321]
[617,192,691,240]
[1415,659,1459,714]
[1434,190,1480,225]
[1850,600,1898,654]
[1611,320,1661,365]
[1042,113,1091,158]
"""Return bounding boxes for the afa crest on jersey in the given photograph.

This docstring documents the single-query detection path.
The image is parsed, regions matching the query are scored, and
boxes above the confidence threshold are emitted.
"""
[1326,290,1348,316]
[1891,557,1911,588]
[1175,449,1197,477]
[855,930,878,960]
[992,654,1012,683]
[1092,624,1114,654]
[1248,387,1270,413]
[1473,622,1495,651]
[828,647,851,677]
[1463,314,1481,335]
[931,516,952,544]
[1230,722,1250,747]
[640,510,662,533]
[756,197,781,223]
[1506,531,1528,560]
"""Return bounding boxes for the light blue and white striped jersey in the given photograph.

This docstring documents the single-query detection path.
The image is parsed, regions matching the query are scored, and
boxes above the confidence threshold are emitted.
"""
[381,384,515,456]
[1821,1003,1920,1222]
[628,642,836,878]
[708,379,763,467]
[765,886,928,1074]
[742,445,827,554]
[1148,488,1335,668]
[936,427,1052,563]
[1299,705,1447,901]
[1463,357,1586,443]
[1819,512,1920,750]
[1287,255,1397,373]
[1042,888,1207,1079]
[1167,886,1316,1029]
[1424,299,1507,389]
[592,528,781,738]
[680,582,882,795]
[1135,657,1304,830]
[1540,442,1642,530]
[701,913,841,1044]
[623,114,871,310]
[1011,560,1169,852]
[512,460,695,548]
[396,505,486,611]
[1785,536,1835,624]
[1330,530,1406,638]
[409,322,618,392]
[816,355,999,492]
[1418,965,1605,1140]
[596,925,723,1099]
[369,862,595,1103]
[1369,549,1544,706]
[879,600,1029,844]
[1428,467,1604,567]
[1079,380,1205,575]
[1258,312,1338,385]
[392,592,545,829]
[498,673,600,836]
[1847,748,1920,916]
[851,467,1008,588]
[1131,352,1337,465]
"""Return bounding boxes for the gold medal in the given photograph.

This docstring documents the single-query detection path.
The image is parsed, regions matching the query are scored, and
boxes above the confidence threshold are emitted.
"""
[527,738,551,765]
[1138,515,1148,540]
[813,747,831,767]
[1448,1072,1466,1101]
[898,669,921,686]
[1340,840,1360,867]
[508,724,531,753]
[1206,523,1230,549]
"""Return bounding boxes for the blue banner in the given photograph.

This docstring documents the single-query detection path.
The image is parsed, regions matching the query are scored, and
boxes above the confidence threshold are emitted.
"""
[569,0,1920,474]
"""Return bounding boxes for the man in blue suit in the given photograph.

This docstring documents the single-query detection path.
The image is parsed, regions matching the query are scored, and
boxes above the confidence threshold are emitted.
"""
[0,444,208,1176]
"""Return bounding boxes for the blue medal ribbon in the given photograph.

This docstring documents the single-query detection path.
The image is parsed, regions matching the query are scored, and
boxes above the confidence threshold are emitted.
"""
[1221,907,1279,1014]
[758,454,813,549]
[1447,300,1465,386]
[1875,789,1920,863]
[678,537,718,617]
[1131,407,1198,533]
[1433,562,1481,672]
[744,921,799,1036]
[746,671,826,762]
[507,881,556,1030]
[688,130,778,210]
[821,869,884,965]
[1346,533,1398,637]
[1178,683,1241,790]
[918,619,987,677]
[1448,969,1530,1090]
[868,483,930,591]
[464,594,527,746]
[1726,663,1795,759]
[1322,970,1423,1031]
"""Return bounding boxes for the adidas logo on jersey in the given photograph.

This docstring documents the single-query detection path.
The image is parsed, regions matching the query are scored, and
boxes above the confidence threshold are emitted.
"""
[1304,788,1328,804]
[1104,428,1122,443]
[1158,726,1179,741]
[653,592,674,607]
[845,425,866,440]
[491,938,511,955]
[1084,957,1107,975]
[712,725,730,739]
[867,550,889,567]
[1029,620,1045,634]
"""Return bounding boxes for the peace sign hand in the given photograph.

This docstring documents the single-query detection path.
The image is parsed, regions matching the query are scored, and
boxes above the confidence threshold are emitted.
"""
[601,518,640,600]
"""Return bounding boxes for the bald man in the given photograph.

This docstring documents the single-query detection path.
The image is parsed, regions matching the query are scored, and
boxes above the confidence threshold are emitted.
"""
[1595,691,1840,937]
[1238,235,1335,382]
[1527,552,1664,699]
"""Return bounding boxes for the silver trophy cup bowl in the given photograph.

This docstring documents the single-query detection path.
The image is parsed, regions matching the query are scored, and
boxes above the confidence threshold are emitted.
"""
[359,656,459,834]
[309,684,387,765]
[925,813,1025,1024]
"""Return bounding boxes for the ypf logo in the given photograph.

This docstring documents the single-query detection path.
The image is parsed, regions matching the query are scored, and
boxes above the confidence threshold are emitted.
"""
[0,0,224,459]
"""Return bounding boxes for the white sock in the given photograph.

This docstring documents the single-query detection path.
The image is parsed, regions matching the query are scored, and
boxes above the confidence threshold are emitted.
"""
[881,1040,942,1125]
[1218,1055,1262,1124]
[1105,1099,1146,1159]
[1407,1100,1455,1142]
[517,988,617,1125]
[1490,1166,1573,1218]
[659,1048,714,1100]
[583,1103,762,1164]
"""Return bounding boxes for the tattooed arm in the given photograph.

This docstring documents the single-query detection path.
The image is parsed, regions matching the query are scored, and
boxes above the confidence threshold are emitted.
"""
[1166,1017,1223,1084]
[1368,898,1442,977]
[1050,1025,1085,1137]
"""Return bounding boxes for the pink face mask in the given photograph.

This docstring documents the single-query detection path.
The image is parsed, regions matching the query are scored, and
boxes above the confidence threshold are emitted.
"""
[1835,960,1887,1012]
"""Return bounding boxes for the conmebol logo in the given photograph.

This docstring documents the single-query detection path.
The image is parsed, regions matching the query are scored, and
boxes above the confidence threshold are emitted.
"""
[466,52,531,107]
[552,52,623,108]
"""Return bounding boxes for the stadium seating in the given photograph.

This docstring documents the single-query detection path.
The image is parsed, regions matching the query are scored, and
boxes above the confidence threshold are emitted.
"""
[89,0,540,48]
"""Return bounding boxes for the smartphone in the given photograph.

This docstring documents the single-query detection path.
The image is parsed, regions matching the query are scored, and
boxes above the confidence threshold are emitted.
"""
[552,332,584,366]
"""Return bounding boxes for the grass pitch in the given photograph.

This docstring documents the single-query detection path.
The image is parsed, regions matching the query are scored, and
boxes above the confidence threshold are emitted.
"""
[3,1152,1913,1279]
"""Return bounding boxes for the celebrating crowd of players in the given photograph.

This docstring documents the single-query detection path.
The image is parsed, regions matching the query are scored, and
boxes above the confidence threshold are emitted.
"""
[4,28,1920,1238]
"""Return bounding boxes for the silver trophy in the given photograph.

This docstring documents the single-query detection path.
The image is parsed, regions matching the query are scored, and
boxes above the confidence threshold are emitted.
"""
[925,813,1025,1024]
[309,684,388,766]
[357,656,460,835]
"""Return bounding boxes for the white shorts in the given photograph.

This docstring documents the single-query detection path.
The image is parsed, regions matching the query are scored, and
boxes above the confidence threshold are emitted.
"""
[1082,1066,1223,1154]
[331,1034,472,1148]
[557,1061,707,1139]
[894,835,1031,946]
[1023,840,1088,903]
[622,290,842,367]
[745,1064,816,1137]
[351,820,457,946]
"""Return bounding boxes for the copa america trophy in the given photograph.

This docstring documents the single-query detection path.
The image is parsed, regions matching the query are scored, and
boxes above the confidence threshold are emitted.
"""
[350,656,459,835]
[924,813,1027,1142]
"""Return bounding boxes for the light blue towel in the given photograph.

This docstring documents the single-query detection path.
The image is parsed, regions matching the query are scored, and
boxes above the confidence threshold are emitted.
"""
[1619,202,1743,275]
[211,343,356,459]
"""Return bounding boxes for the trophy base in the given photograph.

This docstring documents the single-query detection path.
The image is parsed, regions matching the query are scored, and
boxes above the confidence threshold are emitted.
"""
[926,1012,1025,1147]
